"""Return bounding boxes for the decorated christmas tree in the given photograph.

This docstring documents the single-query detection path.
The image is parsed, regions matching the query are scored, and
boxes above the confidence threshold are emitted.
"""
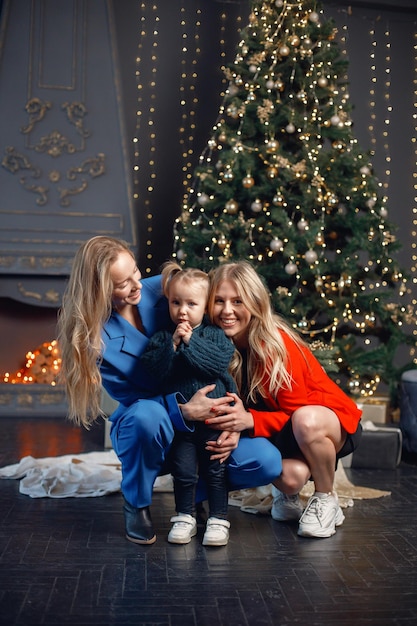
[173,0,416,401]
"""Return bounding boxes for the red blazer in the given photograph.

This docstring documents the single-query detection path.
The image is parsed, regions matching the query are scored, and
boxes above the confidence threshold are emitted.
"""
[250,330,362,437]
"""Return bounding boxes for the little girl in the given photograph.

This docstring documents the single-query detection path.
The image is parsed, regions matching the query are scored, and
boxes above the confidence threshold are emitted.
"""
[141,262,237,546]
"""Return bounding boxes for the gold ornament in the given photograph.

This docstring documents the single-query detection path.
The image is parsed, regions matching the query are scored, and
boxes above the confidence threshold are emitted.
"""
[332,140,346,152]
[217,235,227,250]
[266,138,279,153]
[242,174,255,188]
[225,199,238,214]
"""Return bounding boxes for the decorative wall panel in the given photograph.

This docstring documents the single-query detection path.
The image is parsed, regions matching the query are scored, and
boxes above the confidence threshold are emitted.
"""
[0,0,135,306]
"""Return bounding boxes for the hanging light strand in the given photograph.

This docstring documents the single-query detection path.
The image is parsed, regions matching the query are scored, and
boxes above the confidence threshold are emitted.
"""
[411,30,417,353]
[133,3,159,274]
[179,6,201,195]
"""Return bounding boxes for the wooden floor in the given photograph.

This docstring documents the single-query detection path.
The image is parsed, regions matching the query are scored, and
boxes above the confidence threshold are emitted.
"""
[1,416,417,626]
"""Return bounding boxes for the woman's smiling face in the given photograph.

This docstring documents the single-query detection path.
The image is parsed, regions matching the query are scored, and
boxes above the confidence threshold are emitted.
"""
[110,251,142,311]
[211,279,252,349]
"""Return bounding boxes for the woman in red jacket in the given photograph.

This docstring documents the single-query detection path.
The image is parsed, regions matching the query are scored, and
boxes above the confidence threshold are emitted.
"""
[205,261,362,539]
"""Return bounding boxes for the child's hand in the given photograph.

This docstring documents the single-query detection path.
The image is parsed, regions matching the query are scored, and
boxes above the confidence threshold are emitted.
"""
[173,321,193,346]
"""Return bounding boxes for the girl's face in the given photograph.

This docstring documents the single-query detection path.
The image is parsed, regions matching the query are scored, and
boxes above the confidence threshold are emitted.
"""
[168,280,207,329]
[110,251,142,311]
[211,279,251,349]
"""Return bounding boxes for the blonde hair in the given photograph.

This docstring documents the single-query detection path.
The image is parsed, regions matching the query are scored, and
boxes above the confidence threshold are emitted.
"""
[57,236,135,428]
[161,261,209,301]
[207,261,306,402]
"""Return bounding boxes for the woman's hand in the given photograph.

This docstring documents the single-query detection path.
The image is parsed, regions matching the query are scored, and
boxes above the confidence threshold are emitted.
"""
[205,430,240,463]
[180,384,235,422]
[205,392,254,433]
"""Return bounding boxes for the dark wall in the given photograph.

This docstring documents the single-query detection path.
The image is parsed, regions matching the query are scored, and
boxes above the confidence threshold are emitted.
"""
[0,0,416,374]
[112,0,250,274]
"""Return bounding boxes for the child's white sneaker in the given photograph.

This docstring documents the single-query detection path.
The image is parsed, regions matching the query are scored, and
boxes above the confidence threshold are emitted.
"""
[202,517,230,546]
[168,514,197,544]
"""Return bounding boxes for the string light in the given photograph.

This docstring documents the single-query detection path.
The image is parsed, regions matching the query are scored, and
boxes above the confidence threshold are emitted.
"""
[335,5,416,376]
[412,30,417,352]
[175,8,245,261]
[133,3,159,275]
[2,340,61,385]
[179,7,201,194]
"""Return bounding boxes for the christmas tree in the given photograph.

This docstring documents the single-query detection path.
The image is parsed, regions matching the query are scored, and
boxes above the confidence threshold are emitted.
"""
[173,0,416,402]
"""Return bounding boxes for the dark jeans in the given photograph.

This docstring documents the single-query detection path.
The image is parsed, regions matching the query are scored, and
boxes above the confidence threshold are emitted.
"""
[170,422,228,519]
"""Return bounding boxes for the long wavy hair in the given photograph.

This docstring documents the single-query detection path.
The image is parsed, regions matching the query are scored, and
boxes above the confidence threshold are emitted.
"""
[57,236,135,428]
[207,261,306,403]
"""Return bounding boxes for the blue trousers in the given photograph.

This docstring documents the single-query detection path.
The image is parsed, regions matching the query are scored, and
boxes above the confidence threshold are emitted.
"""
[110,399,283,508]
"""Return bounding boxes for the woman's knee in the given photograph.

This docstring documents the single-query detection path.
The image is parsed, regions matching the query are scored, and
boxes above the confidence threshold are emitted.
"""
[292,406,319,429]
[276,458,311,493]
[228,438,282,488]
[291,406,343,454]
[118,400,174,444]
[291,406,336,440]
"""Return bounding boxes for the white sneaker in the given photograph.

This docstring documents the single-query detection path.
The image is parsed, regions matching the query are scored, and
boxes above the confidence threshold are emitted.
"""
[271,486,303,522]
[168,514,197,544]
[298,492,345,538]
[202,517,230,546]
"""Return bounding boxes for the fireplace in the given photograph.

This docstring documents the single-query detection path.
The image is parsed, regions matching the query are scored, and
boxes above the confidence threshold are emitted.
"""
[0,297,67,417]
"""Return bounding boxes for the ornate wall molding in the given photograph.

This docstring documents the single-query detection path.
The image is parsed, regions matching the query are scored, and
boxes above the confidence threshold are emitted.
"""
[0,0,135,305]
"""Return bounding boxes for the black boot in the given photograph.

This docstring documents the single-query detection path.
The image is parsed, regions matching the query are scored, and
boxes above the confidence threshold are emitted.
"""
[123,498,156,545]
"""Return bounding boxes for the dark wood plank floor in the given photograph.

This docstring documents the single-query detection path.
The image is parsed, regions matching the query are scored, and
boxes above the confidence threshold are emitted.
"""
[1,416,417,626]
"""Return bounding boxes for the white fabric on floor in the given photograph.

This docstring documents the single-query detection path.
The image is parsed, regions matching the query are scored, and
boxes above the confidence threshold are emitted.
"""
[0,451,390,505]
[0,451,172,498]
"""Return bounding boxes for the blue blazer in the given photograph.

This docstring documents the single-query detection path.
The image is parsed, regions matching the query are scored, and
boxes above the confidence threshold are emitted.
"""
[100,275,188,431]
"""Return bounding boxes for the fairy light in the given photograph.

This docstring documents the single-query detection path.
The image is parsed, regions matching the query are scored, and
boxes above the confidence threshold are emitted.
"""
[179,7,201,193]
[368,28,377,158]
[2,340,61,385]
[175,8,244,262]
[412,31,417,350]
[367,24,392,208]
[382,27,392,199]
[133,3,159,275]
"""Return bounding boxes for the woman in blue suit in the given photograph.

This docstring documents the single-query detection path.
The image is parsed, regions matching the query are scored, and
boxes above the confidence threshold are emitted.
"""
[58,236,282,544]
